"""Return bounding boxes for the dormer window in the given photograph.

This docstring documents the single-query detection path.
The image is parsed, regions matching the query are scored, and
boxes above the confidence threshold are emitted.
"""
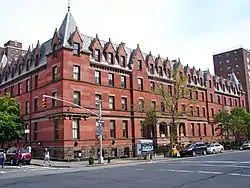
[200,78,203,86]
[11,68,14,78]
[222,84,225,91]
[188,75,191,83]
[167,68,171,78]
[233,87,236,94]
[179,72,183,80]
[159,66,163,77]
[194,77,197,84]
[150,64,154,74]
[35,55,39,66]
[216,83,219,90]
[73,42,80,55]
[52,44,57,57]
[18,64,22,75]
[138,60,142,70]
[121,56,126,67]
[26,60,30,71]
[209,80,212,88]
[94,49,100,62]
[5,72,8,81]
[107,52,113,64]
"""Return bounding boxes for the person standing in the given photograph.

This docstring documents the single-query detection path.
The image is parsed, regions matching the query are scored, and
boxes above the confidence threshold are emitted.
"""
[27,145,32,154]
[15,149,22,168]
[0,149,5,168]
[42,148,51,167]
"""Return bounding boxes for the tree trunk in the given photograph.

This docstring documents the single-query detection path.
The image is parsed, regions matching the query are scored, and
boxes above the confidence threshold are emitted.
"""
[169,109,175,157]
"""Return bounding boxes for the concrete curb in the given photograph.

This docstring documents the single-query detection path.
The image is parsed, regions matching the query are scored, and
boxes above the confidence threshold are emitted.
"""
[31,163,72,168]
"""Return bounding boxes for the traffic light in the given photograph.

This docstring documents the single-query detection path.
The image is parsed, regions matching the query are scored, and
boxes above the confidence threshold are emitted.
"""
[42,97,47,109]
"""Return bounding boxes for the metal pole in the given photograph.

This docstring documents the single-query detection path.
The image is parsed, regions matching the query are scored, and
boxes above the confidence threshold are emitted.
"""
[98,100,104,164]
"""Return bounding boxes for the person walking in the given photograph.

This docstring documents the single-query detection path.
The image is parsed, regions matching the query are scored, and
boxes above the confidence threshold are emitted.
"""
[0,149,5,168]
[42,148,51,167]
[15,149,22,168]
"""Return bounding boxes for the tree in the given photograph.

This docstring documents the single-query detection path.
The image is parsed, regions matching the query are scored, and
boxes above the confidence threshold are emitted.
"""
[0,95,24,145]
[215,107,248,145]
[152,64,197,156]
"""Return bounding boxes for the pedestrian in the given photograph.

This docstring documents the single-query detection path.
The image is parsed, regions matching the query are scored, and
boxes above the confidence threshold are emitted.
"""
[0,149,5,168]
[15,148,22,168]
[42,148,51,167]
[27,145,32,153]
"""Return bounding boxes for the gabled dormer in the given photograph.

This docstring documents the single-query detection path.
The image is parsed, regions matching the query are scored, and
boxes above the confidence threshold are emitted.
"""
[103,38,116,65]
[196,68,203,86]
[89,34,103,62]
[68,27,85,56]
[146,51,155,75]
[184,64,192,84]
[116,42,127,68]
[190,66,197,85]
[155,54,164,77]
[17,54,23,75]
[129,44,145,71]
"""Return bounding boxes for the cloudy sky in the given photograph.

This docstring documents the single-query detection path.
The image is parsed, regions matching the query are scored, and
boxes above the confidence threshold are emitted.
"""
[1,0,250,73]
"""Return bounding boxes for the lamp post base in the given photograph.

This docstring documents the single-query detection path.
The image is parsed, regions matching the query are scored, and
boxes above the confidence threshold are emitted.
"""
[98,156,104,164]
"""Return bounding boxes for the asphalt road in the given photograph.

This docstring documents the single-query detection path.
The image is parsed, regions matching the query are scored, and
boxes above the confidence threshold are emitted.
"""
[1,150,250,188]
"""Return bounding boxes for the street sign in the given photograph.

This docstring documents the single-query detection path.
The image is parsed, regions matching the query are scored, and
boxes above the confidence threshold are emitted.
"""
[96,126,103,136]
[98,120,104,127]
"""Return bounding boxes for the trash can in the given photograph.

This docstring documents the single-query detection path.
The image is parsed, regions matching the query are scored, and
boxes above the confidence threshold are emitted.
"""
[88,157,94,165]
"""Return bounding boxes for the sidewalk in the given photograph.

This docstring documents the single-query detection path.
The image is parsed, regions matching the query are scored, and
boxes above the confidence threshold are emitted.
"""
[31,154,166,168]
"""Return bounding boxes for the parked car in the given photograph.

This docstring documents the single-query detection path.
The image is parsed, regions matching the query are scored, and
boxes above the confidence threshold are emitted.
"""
[5,147,32,165]
[206,143,224,154]
[180,142,207,157]
[242,140,250,150]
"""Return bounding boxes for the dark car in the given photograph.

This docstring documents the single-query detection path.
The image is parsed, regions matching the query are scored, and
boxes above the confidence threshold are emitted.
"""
[5,147,32,165]
[180,142,207,157]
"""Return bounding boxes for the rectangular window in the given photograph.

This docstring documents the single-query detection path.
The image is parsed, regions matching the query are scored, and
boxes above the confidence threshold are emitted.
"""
[138,78,143,90]
[109,96,115,109]
[211,108,214,117]
[121,56,126,67]
[26,60,30,71]
[224,97,227,105]
[121,97,127,111]
[150,81,155,90]
[73,42,80,55]
[34,122,38,141]
[35,75,39,89]
[191,123,195,136]
[24,124,28,141]
[211,124,215,136]
[196,107,200,116]
[18,83,21,95]
[160,102,165,112]
[195,91,199,100]
[10,86,14,97]
[139,99,144,112]
[150,64,154,74]
[26,79,30,92]
[235,99,238,106]
[95,94,102,109]
[110,120,116,138]
[108,52,113,64]
[54,119,59,140]
[202,107,206,117]
[52,66,58,81]
[94,49,100,62]
[34,98,38,112]
[229,98,232,106]
[73,65,80,81]
[201,92,204,101]
[159,66,163,76]
[52,91,58,107]
[190,106,193,116]
[122,121,128,138]
[95,70,101,84]
[217,95,221,104]
[210,93,213,102]
[108,73,114,87]
[204,123,207,136]
[72,119,80,139]
[152,101,156,109]
[121,75,126,88]
[181,104,185,113]
[25,101,30,114]
[168,85,172,96]
[198,123,201,136]
[138,60,142,70]
[18,64,22,75]
[190,90,192,99]
[73,91,80,105]
[242,100,244,107]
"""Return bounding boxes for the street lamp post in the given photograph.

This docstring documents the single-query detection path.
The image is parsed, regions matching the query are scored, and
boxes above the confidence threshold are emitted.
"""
[42,95,104,164]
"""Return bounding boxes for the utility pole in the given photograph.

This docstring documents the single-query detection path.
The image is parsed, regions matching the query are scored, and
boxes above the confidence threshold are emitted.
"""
[42,95,104,164]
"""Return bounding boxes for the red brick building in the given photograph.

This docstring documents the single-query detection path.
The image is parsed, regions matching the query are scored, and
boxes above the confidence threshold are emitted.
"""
[0,11,246,159]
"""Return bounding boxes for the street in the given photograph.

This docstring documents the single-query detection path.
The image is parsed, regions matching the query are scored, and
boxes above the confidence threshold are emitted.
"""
[0,151,250,188]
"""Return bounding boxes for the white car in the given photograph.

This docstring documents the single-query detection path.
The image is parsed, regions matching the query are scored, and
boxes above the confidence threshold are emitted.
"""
[242,140,250,150]
[207,143,224,154]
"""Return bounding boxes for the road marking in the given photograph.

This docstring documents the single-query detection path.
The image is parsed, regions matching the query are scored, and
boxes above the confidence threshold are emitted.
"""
[156,168,250,177]
[165,163,250,169]
[135,168,144,171]
[0,171,6,174]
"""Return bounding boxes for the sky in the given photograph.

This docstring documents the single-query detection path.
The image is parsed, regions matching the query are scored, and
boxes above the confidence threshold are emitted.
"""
[1,0,250,74]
